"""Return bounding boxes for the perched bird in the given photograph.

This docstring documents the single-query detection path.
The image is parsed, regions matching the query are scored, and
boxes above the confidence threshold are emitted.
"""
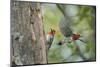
[71,33,86,43]
[59,16,86,44]
[57,33,84,46]
[46,28,56,49]
[71,33,81,41]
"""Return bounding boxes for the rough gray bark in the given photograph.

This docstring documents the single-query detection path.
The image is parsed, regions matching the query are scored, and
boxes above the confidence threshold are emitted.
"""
[11,1,47,65]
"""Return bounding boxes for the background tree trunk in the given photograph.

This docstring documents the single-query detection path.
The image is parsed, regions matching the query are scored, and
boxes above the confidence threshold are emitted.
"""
[11,1,47,65]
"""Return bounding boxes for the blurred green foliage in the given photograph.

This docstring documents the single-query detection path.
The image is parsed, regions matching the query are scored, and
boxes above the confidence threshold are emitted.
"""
[42,4,96,63]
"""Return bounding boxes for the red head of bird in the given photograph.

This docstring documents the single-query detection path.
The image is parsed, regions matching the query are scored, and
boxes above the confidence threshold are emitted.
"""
[71,33,80,41]
[48,28,56,36]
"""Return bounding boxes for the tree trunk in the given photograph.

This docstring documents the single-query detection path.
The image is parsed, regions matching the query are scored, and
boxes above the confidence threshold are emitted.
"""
[11,1,47,65]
